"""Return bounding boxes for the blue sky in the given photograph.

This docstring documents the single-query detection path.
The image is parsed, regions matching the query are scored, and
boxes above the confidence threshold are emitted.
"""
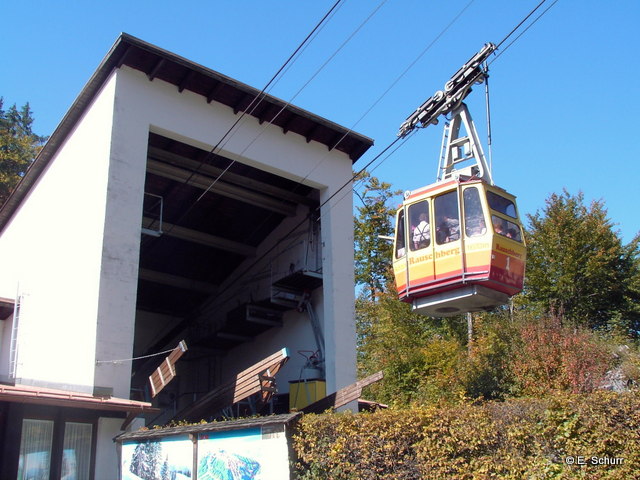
[2,0,638,243]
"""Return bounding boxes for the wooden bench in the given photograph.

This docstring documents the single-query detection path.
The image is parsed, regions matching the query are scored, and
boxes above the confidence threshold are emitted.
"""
[174,348,289,421]
[301,371,384,414]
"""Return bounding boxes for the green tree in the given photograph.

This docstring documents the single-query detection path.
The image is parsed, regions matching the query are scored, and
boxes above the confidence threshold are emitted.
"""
[353,171,400,300]
[525,190,640,333]
[356,289,465,405]
[0,98,45,206]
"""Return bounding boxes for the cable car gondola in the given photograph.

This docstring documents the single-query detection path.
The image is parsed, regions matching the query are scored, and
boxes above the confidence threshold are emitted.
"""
[392,44,526,317]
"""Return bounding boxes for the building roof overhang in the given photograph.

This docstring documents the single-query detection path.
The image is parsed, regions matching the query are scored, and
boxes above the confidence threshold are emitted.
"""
[0,383,160,415]
[0,33,373,234]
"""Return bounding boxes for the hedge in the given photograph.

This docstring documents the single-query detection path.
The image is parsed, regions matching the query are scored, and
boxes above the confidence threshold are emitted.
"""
[292,392,640,479]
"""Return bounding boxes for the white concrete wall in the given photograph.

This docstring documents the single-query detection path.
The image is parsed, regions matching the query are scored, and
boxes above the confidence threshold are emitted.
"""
[221,292,325,395]
[318,189,357,394]
[0,76,118,392]
[0,63,358,400]
[111,66,357,394]
[92,71,150,398]
[95,417,128,480]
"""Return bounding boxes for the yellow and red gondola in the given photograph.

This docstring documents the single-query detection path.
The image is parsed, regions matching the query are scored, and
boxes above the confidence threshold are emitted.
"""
[392,175,526,316]
[392,43,526,316]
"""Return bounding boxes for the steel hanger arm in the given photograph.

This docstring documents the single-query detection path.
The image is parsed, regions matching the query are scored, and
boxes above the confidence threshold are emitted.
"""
[398,43,497,138]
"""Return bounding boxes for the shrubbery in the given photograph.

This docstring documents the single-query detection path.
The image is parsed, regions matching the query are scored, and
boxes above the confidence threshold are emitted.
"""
[348,178,640,477]
[292,392,640,479]
[359,310,640,406]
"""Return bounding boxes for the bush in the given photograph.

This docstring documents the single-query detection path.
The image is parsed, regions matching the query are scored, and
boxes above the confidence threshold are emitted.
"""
[292,392,640,479]
[293,408,427,480]
[511,317,613,395]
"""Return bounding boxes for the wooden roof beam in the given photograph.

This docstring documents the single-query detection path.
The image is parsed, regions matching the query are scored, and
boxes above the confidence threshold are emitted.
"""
[305,124,322,144]
[146,159,298,216]
[147,58,165,81]
[206,81,225,104]
[233,93,254,114]
[147,147,316,207]
[178,70,195,93]
[138,268,218,295]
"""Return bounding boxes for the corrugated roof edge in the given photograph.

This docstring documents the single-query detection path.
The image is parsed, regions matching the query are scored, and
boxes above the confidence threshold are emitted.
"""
[0,33,373,234]
[114,411,302,443]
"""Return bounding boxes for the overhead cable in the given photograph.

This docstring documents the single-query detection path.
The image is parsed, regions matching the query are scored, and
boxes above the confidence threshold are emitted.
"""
[171,0,558,314]
[96,347,176,365]
[240,0,475,249]
[298,0,476,188]
[193,0,389,206]
[490,0,560,64]
[195,132,414,314]
[144,0,346,242]
[200,1,480,310]
[194,0,392,250]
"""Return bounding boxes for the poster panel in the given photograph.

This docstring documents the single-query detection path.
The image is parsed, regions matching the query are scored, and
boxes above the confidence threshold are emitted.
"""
[197,428,289,480]
[121,435,192,480]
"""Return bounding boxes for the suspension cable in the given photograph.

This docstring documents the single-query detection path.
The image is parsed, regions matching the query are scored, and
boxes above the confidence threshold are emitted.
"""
[194,132,413,314]
[141,0,346,244]
[96,347,176,365]
[196,0,478,312]
[240,0,474,248]
[496,0,549,50]
[157,1,559,317]
[246,0,559,253]
[193,0,389,205]
[156,0,385,243]
[491,0,560,64]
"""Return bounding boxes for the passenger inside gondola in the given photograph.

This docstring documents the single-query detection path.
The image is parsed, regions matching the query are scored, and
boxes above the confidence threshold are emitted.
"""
[412,212,430,250]
[492,215,523,242]
[435,191,460,244]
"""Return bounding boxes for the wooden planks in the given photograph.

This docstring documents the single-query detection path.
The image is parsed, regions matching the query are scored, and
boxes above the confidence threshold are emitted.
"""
[301,371,384,414]
[149,340,188,398]
[174,348,289,421]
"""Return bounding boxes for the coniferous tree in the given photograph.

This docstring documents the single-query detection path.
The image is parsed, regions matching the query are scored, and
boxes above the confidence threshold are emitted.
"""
[0,98,46,207]
[161,456,170,480]
[525,190,640,333]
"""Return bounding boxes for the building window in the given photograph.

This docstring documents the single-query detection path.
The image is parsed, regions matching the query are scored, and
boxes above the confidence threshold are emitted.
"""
[63,422,93,480]
[18,419,54,480]
[17,417,94,480]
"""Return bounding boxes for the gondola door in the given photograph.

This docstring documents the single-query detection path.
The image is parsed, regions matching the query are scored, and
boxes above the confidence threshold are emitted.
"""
[432,188,463,286]
[405,199,435,295]
[392,208,409,298]
[460,184,492,281]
